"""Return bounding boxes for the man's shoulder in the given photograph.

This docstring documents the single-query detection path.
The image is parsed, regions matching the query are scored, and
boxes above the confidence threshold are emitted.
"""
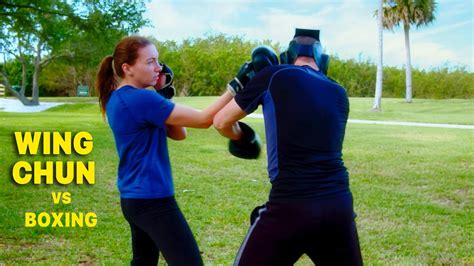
[253,65,345,90]
[259,64,299,75]
[267,64,301,73]
[254,64,302,83]
[325,76,342,86]
[324,76,346,91]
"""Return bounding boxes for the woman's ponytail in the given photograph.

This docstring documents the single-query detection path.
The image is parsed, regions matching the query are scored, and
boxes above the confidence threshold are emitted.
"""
[96,55,117,117]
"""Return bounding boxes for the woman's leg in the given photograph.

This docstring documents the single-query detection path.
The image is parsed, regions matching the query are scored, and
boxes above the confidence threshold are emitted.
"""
[121,197,203,266]
[129,221,160,265]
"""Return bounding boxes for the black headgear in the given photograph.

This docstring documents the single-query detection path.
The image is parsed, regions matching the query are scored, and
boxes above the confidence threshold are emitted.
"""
[280,28,330,75]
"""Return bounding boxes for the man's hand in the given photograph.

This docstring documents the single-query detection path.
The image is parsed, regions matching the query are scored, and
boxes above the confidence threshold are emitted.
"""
[251,45,279,72]
[228,122,261,159]
[227,62,255,96]
[227,45,279,96]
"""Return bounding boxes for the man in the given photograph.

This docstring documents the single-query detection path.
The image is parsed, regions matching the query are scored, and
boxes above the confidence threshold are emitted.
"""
[213,28,363,265]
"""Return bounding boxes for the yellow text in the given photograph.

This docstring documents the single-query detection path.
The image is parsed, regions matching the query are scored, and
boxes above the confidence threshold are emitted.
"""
[25,212,97,227]
[14,131,93,155]
[12,161,95,185]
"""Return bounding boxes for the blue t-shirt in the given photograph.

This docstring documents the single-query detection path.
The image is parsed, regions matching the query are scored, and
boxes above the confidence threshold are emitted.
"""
[106,85,175,198]
[235,65,350,201]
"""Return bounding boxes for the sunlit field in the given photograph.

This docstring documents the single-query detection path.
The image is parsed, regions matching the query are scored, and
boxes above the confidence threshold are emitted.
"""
[0,97,472,264]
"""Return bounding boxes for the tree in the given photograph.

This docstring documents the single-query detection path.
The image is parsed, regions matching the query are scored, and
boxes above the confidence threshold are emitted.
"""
[383,0,437,103]
[0,0,148,105]
[0,0,76,105]
[53,1,149,97]
[373,0,384,111]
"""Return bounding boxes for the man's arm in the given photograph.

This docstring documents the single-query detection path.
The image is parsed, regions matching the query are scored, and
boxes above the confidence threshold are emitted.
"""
[213,99,247,140]
[214,99,262,160]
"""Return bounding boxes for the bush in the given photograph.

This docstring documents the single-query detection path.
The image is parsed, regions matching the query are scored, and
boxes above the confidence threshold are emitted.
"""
[328,56,473,99]
[5,33,472,99]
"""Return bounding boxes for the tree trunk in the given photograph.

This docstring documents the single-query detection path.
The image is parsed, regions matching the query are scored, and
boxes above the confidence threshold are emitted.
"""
[1,51,35,105]
[31,41,42,105]
[20,57,27,95]
[8,86,35,105]
[16,42,27,95]
[372,0,383,111]
[31,60,41,105]
[0,72,35,105]
[403,23,413,103]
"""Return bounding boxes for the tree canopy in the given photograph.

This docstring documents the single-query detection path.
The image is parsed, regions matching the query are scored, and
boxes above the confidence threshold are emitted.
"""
[0,0,149,104]
[382,0,438,102]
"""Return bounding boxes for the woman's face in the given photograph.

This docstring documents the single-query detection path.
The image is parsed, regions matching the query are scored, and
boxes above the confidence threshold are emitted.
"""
[126,44,162,88]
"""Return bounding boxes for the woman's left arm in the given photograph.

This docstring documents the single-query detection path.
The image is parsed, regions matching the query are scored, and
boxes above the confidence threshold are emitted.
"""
[166,125,187,140]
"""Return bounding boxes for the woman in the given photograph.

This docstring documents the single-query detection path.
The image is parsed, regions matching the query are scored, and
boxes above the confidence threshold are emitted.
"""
[96,36,233,265]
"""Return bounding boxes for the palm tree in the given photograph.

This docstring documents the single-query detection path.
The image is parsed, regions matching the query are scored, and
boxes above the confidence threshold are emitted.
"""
[373,0,384,111]
[383,0,437,103]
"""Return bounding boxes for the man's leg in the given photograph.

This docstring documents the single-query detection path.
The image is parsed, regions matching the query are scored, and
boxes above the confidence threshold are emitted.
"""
[305,195,363,266]
[234,204,303,266]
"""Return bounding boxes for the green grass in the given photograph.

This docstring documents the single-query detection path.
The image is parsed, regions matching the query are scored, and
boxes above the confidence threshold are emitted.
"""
[0,97,473,265]
[348,97,474,125]
[26,96,474,125]
[30,96,99,103]
[175,97,474,125]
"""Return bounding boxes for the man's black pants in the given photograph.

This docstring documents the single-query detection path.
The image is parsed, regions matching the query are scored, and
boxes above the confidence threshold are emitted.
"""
[235,193,363,266]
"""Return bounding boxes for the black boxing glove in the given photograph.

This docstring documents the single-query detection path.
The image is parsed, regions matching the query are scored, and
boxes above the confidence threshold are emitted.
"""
[228,122,262,160]
[227,46,278,96]
[251,45,279,72]
[154,63,176,99]
[227,62,255,96]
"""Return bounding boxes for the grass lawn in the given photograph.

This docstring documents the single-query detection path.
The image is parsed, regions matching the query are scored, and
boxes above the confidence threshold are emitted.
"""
[0,97,473,265]
[36,96,474,125]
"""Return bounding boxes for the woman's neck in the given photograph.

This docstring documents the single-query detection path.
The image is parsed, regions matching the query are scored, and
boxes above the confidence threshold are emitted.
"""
[118,79,142,90]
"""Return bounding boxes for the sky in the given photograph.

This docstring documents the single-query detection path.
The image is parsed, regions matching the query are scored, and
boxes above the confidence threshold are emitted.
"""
[139,0,473,72]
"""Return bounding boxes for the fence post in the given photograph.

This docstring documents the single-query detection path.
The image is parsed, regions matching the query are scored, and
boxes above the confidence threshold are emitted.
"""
[0,84,5,98]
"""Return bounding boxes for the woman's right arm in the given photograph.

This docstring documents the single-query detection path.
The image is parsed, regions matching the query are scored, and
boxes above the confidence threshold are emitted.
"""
[165,91,234,128]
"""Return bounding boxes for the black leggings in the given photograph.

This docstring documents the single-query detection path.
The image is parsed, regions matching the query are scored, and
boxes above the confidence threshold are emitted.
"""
[235,193,363,266]
[120,197,203,266]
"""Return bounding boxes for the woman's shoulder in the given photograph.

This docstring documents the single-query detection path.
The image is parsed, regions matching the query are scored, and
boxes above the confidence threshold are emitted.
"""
[117,85,160,99]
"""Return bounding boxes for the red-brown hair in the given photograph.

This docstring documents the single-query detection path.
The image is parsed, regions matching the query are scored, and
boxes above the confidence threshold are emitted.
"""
[95,36,152,116]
